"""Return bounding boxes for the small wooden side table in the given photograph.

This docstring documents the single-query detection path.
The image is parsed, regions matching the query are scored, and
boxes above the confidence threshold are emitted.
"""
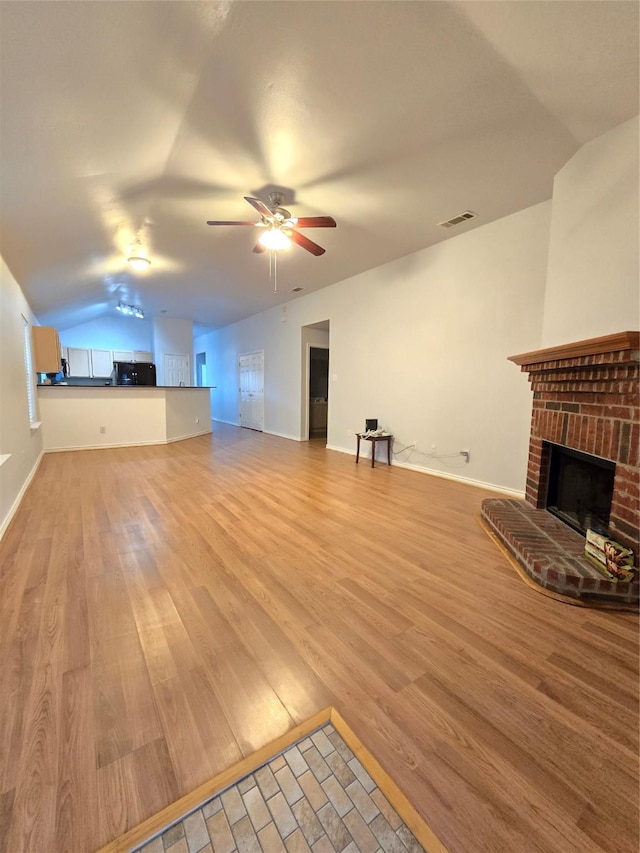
[356,433,393,468]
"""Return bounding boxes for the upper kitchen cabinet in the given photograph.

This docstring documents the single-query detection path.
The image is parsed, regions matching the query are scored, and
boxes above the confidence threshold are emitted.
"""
[113,349,153,363]
[32,326,61,373]
[90,349,113,377]
[113,350,134,362]
[67,347,115,377]
[66,347,91,377]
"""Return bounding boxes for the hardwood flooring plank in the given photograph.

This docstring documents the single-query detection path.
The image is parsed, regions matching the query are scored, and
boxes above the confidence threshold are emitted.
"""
[54,665,96,853]
[152,676,219,793]
[96,738,179,850]
[4,603,63,853]
[197,560,336,721]
[188,585,294,754]
[0,788,14,853]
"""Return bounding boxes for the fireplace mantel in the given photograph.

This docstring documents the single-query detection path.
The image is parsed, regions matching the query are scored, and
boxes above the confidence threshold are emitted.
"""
[508,331,640,367]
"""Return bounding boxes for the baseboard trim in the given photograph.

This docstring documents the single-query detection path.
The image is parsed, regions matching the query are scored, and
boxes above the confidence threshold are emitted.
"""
[326,443,524,498]
[0,449,44,541]
[263,429,303,442]
[165,428,212,444]
[212,417,239,426]
[43,431,212,453]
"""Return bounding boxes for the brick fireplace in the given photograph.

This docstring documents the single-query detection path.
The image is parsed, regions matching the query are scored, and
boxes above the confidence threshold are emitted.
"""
[482,331,639,606]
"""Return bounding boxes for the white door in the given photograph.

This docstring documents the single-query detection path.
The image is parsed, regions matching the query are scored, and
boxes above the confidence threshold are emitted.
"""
[164,354,191,386]
[239,350,264,431]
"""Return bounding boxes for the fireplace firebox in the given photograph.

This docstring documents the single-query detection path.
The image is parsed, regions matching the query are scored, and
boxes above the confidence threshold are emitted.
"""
[545,443,615,536]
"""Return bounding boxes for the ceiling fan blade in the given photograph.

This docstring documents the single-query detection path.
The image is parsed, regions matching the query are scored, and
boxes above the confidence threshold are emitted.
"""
[206,220,257,226]
[244,196,274,219]
[294,216,337,228]
[289,229,326,256]
[253,241,267,253]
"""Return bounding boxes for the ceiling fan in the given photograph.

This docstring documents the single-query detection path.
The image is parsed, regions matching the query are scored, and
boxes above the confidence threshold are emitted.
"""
[206,192,336,256]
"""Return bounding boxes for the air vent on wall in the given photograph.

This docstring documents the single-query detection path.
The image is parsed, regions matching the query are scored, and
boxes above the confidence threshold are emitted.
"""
[290,287,304,292]
[438,210,477,229]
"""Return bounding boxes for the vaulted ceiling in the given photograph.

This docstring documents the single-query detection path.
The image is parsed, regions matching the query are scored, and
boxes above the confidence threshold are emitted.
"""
[1,1,637,332]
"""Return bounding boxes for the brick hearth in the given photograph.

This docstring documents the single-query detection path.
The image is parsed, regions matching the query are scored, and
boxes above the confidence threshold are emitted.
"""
[481,499,639,605]
[482,331,639,606]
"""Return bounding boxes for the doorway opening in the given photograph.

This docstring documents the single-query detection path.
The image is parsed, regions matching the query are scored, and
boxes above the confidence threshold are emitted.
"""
[302,320,330,443]
[309,347,329,440]
[195,352,207,386]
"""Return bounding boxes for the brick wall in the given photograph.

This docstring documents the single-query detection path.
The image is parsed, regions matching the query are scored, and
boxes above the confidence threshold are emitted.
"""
[509,332,640,561]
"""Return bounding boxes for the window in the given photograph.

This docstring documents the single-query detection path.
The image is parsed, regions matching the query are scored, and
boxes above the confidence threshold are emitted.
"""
[22,315,39,427]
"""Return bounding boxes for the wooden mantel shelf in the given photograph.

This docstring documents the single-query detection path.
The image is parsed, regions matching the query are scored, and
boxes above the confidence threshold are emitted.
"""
[508,331,640,366]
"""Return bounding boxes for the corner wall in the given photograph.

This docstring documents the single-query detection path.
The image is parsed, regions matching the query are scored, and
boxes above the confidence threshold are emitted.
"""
[0,258,44,537]
[153,317,194,386]
[542,115,639,347]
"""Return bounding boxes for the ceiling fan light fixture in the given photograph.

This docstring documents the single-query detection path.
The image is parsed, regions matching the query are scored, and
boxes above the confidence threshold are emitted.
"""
[127,254,151,271]
[258,228,291,251]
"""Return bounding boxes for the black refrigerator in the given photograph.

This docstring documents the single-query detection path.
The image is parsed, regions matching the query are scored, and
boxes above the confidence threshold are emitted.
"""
[113,361,157,386]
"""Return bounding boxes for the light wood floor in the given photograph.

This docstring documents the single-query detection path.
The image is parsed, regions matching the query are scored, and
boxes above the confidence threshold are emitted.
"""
[1,424,638,853]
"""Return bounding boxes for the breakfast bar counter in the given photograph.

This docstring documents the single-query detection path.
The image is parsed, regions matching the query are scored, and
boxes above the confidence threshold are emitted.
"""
[37,385,212,451]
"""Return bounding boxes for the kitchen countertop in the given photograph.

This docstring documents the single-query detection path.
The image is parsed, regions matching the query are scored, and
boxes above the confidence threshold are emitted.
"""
[38,384,216,389]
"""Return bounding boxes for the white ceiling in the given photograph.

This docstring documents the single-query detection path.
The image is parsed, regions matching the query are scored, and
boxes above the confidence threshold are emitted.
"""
[1,1,637,333]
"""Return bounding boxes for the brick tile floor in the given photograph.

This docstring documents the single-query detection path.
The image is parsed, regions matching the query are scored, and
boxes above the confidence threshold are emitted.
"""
[135,723,424,853]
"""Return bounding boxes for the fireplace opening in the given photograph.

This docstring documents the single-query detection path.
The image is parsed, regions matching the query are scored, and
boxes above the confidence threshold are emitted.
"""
[546,443,615,537]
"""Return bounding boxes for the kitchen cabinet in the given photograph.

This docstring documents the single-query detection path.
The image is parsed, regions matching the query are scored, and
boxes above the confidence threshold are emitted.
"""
[32,326,61,373]
[112,349,152,362]
[90,349,113,377]
[67,347,91,377]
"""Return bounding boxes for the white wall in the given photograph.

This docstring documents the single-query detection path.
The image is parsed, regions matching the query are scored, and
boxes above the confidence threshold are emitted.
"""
[153,317,194,386]
[0,258,44,537]
[59,314,153,352]
[165,389,212,442]
[200,201,551,493]
[543,115,640,347]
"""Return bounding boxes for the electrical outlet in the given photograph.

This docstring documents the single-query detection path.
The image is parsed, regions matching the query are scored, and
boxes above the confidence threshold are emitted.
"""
[99,425,106,434]
[430,443,437,454]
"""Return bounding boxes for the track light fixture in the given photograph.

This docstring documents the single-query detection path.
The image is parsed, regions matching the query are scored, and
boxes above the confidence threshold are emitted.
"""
[116,301,144,319]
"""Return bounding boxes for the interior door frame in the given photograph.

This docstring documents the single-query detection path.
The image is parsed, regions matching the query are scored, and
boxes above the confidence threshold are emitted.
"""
[304,343,330,440]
